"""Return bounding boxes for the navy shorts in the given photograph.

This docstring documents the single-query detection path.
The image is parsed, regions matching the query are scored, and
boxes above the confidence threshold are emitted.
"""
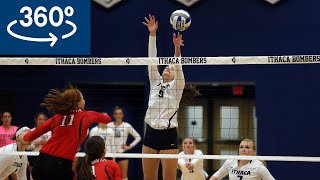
[143,124,178,151]
[32,153,73,180]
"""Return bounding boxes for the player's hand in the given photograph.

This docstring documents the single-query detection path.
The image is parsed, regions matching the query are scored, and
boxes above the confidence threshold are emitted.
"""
[186,162,191,168]
[123,145,132,151]
[142,14,158,37]
[18,130,30,145]
[39,138,47,145]
[186,162,194,171]
[173,32,184,47]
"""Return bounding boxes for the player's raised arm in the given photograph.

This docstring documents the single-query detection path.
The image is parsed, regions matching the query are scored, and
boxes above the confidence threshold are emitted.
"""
[172,32,185,90]
[88,111,111,124]
[23,116,53,142]
[143,14,160,82]
[173,32,183,57]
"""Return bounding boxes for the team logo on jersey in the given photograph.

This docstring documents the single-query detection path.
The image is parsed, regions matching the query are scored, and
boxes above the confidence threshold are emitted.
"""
[231,169,251,175]
[13,162,22,168]
[115,129,123,137]
[157,83,170,89]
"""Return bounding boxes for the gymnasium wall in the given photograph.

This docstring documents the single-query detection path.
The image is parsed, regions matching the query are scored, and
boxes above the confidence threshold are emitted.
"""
[0,0,320,179]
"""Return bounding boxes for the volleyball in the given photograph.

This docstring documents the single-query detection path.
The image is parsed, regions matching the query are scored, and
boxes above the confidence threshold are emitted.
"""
[170,10,191,31]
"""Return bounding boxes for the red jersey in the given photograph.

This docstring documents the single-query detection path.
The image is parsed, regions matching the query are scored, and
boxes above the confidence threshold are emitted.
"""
[92,159,122,180]
[23,110,111,160]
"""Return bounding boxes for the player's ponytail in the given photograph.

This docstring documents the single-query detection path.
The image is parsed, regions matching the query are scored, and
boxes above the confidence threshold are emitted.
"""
[76,154,95,180]
[181,84,201,105]
[76,136,106,180]
[41,85,82,115]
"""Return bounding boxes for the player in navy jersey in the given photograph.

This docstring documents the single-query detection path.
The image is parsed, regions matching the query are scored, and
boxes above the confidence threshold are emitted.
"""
[142,14,185,180]
[20,86,111,180]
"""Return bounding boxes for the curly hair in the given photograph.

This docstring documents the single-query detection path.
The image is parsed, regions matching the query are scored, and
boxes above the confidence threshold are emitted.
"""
[40,86,82,115]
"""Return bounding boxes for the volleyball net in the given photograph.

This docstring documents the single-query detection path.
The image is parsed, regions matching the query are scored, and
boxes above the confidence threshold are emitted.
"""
[0,55,319,65]
[0,56,320,178]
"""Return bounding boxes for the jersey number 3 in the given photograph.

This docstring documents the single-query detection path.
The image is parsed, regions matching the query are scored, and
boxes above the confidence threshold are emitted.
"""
[60,114,75,126]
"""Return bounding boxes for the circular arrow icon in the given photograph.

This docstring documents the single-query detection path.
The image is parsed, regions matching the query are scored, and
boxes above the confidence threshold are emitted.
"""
[6,6,77,47]
[62,20,77,39]
[7,20,58,47]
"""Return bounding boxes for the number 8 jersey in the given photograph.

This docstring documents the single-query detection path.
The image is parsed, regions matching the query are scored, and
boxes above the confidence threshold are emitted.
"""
[212,159,275,180]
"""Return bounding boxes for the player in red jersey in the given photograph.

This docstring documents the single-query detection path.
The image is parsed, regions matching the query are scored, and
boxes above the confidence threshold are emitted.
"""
[75,136,122,180]
[19,86,111,180]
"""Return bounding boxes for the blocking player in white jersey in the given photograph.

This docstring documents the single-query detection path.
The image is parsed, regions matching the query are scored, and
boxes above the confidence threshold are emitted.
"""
[90,112,116,155]
[210,139,275,180]
[0,127,31,180]
[142,14,185,180]
[89,122,115,153]
[27,113,51,152]
[178,138,208,180]
[107,106,141,180]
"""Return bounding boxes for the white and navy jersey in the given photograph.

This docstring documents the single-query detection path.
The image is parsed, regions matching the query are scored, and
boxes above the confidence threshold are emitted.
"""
[89,126,116,153]
[27,128,51,152]
[178,150,208,180]
[0,143,28,180]
[145,35,185,130]
[107,122,141,153]
[212,159,275,180]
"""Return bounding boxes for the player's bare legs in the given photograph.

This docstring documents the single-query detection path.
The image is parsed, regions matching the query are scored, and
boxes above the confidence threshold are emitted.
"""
[117,159,129,180]
[160,149,179,180]
[142,145,160,180]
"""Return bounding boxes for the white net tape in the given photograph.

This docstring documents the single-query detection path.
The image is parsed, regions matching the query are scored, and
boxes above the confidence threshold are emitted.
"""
[0,55,319,65]
[0,152,319,162]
